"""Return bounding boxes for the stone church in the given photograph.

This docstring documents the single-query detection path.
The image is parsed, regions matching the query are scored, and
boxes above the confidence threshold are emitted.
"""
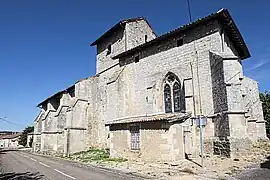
[32,9,267,161]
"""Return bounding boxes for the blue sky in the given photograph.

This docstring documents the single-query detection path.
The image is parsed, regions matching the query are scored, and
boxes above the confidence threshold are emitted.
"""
[0,0,269,131]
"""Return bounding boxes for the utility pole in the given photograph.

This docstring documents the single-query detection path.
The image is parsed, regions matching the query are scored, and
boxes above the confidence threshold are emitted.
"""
[196,115,207,168]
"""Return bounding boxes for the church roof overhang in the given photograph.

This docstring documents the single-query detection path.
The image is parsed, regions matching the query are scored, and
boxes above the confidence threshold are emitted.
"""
[113,9,250,60]
[105,112,191,125]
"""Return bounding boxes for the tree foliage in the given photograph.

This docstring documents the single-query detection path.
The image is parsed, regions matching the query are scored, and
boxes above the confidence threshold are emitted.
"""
[260,91,270,135]
[18,126,34,147]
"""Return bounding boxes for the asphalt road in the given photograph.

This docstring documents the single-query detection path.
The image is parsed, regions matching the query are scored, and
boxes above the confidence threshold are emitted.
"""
[0,149,145,180]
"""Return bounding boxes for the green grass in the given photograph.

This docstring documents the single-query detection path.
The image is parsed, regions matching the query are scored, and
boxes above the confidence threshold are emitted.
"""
[69,148,127,163]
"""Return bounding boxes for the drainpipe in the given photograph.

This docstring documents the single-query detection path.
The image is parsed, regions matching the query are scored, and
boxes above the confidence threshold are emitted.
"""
[190,62,196,117]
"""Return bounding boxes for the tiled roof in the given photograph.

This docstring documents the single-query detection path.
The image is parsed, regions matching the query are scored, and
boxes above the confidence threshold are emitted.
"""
[113,9,250,60]
[105,112,191,125]
[0,133,21,139]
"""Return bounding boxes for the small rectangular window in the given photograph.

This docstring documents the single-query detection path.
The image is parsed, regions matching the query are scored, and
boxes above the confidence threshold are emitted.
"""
[134,55,139,63]
[145,35,148,42]
[177,38,184,47]
[130,125,140,150]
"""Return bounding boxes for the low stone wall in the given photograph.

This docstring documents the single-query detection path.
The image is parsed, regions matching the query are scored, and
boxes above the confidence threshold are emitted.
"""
[213,136,252,158]
[213,136,231,157]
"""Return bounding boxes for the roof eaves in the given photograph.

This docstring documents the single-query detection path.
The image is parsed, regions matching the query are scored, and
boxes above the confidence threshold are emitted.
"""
[90,17,153,46]
[37,85,75,107]
[112,9,250,60]
[112,10,220,60]
[90,21,123,46]
[218,9,250,59]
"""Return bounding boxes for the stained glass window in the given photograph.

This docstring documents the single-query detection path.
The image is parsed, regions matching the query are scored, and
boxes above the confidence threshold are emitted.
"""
[173,82,181,112]
[164,84,172,113]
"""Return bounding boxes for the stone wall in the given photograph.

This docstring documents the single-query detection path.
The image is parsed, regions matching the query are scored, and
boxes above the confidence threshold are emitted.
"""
[242,77,266,140]
[33,14,265,159]
[108,21,223,158]
[126,20,156,50]
[93,19,159,149]
[116,21,221,119]
[68,129,86,154]
[210,52,228,113]
[109,121,185,162]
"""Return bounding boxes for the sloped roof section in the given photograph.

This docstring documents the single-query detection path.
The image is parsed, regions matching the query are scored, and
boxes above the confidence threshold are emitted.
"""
[113,9,250,60]
[37,85,75,107]
[106,112,191,125]
[90,17,157,46]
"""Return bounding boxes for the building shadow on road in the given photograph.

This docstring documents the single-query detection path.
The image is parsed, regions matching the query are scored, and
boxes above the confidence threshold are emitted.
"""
[260,156,270,169]
[0,172,44,180]
[185,153,202,167]
[0,149,18,155]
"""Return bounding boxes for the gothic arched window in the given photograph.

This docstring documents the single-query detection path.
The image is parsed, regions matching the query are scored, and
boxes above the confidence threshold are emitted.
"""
[163,72,185,113]
[164,84,172,113]
[173,82,181,112]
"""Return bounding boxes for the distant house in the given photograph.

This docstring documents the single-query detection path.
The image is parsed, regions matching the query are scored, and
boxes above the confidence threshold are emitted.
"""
[0,133,22,148]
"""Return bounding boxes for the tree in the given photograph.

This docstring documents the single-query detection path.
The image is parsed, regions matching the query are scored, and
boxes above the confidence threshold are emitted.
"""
[19,126,34,147]
[260,92,270,135]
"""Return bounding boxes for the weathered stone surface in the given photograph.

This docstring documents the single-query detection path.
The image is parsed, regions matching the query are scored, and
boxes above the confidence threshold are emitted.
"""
[32,11,266,161]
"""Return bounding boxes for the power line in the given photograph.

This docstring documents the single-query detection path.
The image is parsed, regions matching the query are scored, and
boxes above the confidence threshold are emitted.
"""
[0,117,25,128]
[187,0,192,22]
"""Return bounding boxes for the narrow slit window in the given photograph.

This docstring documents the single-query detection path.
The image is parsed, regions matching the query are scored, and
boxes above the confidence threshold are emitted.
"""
[135,55,139,63]
[177,38,184,47]
[144,35,148,42]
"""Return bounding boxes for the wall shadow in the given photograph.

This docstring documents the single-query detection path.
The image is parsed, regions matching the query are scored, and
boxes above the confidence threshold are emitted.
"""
[260,156,270,169]
[0,172,44,180]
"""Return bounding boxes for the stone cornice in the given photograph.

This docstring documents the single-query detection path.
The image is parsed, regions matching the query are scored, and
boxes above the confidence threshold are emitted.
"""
[64,127,87,130]
[54,104,70,117]
[71,98,88,108]
[42,109,57,121]
[41,131,63,134]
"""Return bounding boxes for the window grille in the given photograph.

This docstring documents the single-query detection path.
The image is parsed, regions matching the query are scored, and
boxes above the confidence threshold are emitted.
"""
[130,125,140,150]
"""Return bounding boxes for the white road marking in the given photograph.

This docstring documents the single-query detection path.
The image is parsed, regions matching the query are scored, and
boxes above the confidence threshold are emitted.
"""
[54,169,76,179]
[30,158,37,162]
[18,153,29,158]
[39,162,50,168]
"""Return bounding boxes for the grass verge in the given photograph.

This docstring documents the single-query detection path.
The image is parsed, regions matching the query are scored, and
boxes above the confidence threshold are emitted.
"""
[66,148,127,163]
